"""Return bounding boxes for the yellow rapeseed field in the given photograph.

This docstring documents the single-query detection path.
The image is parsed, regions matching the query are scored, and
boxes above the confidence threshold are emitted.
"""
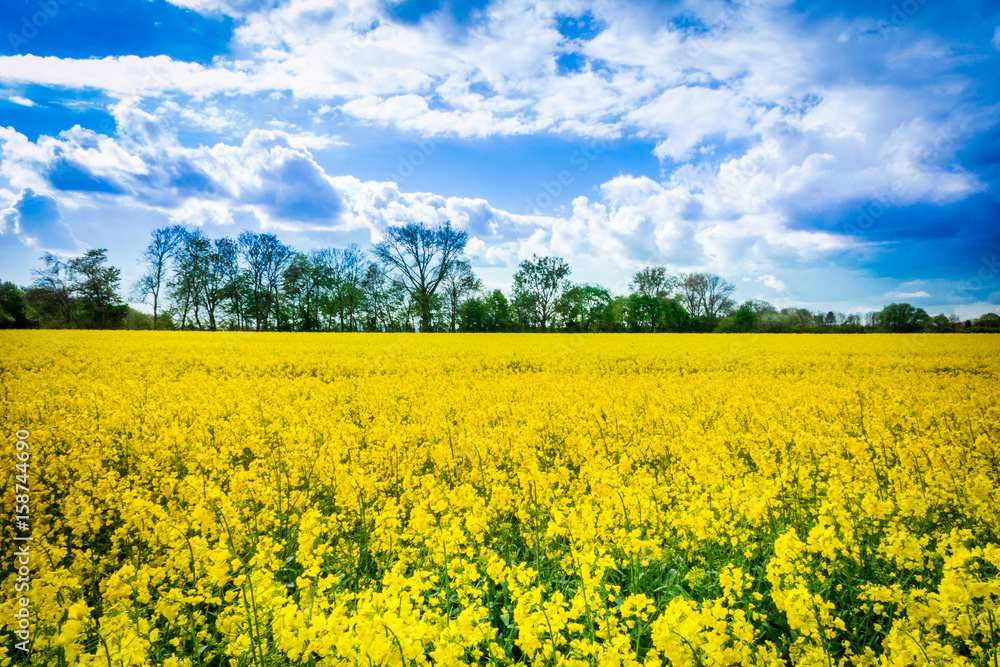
[1,332,999,666]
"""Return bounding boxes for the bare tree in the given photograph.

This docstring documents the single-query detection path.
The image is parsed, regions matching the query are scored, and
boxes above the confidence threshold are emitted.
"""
[747,299,775,315]
[171,230,212,329]
[210,237,239,330]
[330,244,365,331]
[239,231,294,331]
[282,253,320,332]
[629,266,677,299]
[361,261,406,332]
[216,237,245,329]
[135,225,184,329]
[199,237,236,331]
[677,273,736,322]
[372,222,468,332]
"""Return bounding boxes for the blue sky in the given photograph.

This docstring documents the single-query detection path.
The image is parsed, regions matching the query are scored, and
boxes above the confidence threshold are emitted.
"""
[0,0,998,317]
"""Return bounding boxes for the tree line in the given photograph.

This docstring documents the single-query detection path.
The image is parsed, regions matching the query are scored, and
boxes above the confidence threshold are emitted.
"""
[1,222,998,333]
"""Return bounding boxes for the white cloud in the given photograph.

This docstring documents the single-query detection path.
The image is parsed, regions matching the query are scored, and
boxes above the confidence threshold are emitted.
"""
[942,301,1000,320]
[1,113,868,277]
[0,110,348,230]
[993,27,1000,50]
[629,86,755,161]
[0,55,252,98]
[0,188,81,253]
[757,274,788,293]
[0,0,981,178]
[0,0,991,296]
[161,0,260,15]
[884,290,931,299]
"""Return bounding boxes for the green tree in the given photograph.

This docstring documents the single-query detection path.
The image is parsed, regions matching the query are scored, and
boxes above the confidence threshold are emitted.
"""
[458,290,511,333]
[442,260,481,332]
[757,310,790,333]
[171,230,214,329]
[658,299,691,332]
[458,297,488,332]
[359,261,390,331]
[30,252,77,327]
[625,293,660,332]
[205,237,238,331]
[69,249,124,329]
[512,254,571,332]
[608,296,629,332]
[0,281,30,329]
[282,253,324,332]
[733,300,757,333]
[323,244,365,331]
[745,299,775,317]
[124,308,154,330]
[973,313,1000,331]
[781,307,815,331]
[874,303,930,333]
[485,289,512,332]
[929,313,954,333]
[558,284,612,332]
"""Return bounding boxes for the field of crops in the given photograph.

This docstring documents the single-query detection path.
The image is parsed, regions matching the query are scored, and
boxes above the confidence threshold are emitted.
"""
[1,332,999,666]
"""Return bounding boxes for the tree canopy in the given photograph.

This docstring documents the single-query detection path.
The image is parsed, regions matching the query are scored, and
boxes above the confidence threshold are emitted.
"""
[3,227,996,334]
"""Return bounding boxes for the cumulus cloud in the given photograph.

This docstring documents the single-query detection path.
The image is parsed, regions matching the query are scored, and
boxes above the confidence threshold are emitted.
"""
[628,86,755,162]
[0,0,982,164]
[0,0,992,291]
[0,106,912,279]
[0,189,80,253]
[0,103,346,230]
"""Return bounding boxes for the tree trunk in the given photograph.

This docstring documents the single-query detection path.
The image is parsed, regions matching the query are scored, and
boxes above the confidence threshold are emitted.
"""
[416,292,432,332]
